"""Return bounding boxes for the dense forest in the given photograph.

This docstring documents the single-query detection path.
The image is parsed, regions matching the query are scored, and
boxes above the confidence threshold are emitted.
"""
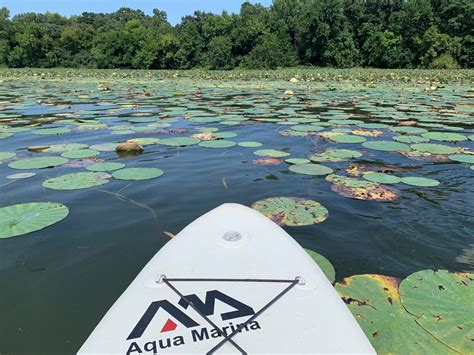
[0,0,472,70]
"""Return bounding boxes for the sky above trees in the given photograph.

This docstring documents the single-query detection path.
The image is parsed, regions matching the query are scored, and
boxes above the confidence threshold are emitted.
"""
[3,0,272,25]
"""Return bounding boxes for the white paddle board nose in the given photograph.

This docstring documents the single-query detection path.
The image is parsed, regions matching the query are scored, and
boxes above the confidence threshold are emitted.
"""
[78,203,375,354]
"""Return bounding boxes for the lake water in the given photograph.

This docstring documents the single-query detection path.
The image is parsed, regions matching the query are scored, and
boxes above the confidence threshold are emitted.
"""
[0,77,473,354]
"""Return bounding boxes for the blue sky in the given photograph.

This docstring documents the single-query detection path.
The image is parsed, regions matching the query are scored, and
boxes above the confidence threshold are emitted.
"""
[1,0,272,24]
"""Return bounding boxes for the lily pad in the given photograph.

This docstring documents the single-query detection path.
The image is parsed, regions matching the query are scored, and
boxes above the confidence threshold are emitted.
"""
[198,140,237,148]
[254,149,290,158]
[399,270,473,353]
[44,143,88,152]
[43,172,111,190]
[238,141,263,148]
[448,154,474,164]
[9,157,68,170]
[0,202,69,239]
[251,197,328,226]
[86,162,125,172]
[363,173,401,184]
[285,158,310,165]
[393,135,430,144]
[362,141,411,152]
[421,132,467,142]
[401,177,440,187]
[304,248,336,283]
[61,149,99,159]
[127,138,160,146]
[0,152,16,160]
[159,137,200,147]
[89,143,119,152]
[289,163,333,176]
[411,143,458,155]
[310,149,362,162]
[329,134,367,144]
[7,172,36,179]
[335,274,453,354]
[112,167,164,181]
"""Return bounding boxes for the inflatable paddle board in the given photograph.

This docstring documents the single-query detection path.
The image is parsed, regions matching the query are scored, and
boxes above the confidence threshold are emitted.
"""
[78,203,375,354]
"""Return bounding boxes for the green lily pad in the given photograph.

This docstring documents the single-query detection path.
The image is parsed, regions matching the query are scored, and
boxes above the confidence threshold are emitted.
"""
[9,157,68,170]
[362,141,411,152]
[251,197,328,226]
[285,158,310,165]
[238,141,263,148]
[89,143,119,152]
[86,162,125,172]
[335,274,453,354]
[159,137,200,147]
[213,132,237,139]
[448,154,474,164]
[0,202,69,239]
[44,143,88,152]
[43,172,111,190]
[390,126,428,134]
[61,149,99,159]
[289,163,333,176]
[421,132,467,142]
[7,172,36,179]
[399,270,473,353]
[0,132,13,139]
[310,149,362,162]
[329,134,367,144]
[363,173,401,184]
[254,149,290,158]
[304,248,336,283]
[393,135,430,144]
[401,177,440,187]
[127,138,160,146]
[32,127,71,135]
[198,140,237,148]
[411,143,458,155]
[0,152,16,160]
[112,167,164,181]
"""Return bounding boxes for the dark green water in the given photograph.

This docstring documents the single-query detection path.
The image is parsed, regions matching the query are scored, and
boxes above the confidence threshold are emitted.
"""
[0,79,473,354]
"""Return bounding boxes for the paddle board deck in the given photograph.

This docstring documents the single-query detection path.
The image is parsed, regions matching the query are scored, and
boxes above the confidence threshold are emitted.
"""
[78,203,375,354]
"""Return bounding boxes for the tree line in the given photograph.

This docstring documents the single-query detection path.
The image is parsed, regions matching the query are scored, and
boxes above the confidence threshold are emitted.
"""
[0,0,472,70]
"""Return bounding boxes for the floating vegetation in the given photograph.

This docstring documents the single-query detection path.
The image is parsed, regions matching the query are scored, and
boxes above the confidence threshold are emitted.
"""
[399,270,473,353]
[289,163,333,176]
[0,202,69,238]
[238,141,263,148]
[254,149,290,158]
[304,248,336,283]
[363,172,401,184]
[309,149,362,163]
[61,149,100,159]
[112,167,164,181]
[327,174,400,201]
[329,134,367,144]
[6,172,36,179]
[8,157,68,170]
[86,162,125,172]
[362,141,411,153]
[252,197,328,226]
[198,140,237,148]
[336,274,454,354]
[43,172,111,190]
[400,177,440,187]
[0,71,472,355]
[159,137,200,147]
